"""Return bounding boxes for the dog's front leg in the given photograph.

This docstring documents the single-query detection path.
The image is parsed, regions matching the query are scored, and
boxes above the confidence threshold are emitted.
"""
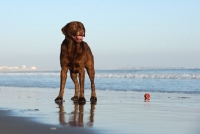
[78,68,86,102]
[86,67,97,103]
[55,68,68,102]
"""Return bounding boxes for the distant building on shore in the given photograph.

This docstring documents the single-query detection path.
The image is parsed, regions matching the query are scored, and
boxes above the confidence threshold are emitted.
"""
[21,65,26,69]
[30,67,37,70]
[0,65,37,71]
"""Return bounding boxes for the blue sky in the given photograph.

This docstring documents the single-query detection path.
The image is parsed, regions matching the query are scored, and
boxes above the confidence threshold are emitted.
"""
[0,0,200,69]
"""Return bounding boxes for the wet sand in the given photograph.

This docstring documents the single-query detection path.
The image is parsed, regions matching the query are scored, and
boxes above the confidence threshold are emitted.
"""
[0,110,96,134]
[0,87,200,134]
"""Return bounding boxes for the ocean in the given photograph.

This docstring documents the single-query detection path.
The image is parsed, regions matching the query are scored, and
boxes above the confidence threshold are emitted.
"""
[1,68,200,134]
[1,68,200,94]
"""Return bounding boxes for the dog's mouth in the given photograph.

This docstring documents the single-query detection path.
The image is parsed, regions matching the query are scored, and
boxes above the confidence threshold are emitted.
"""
[73,29,85,42]
[72,35,84,42]
[76,35,84,40]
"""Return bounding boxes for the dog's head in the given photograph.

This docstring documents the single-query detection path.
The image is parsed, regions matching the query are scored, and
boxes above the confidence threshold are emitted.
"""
[62,21,85,43]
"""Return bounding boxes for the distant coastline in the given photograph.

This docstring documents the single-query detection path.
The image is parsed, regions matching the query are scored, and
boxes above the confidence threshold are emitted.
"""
[1,66,200,72]
[0,65,36,71]
[95,67,200,70]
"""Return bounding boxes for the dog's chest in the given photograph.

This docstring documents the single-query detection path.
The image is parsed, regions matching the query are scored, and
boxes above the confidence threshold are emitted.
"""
[70,43,86,61]
[70,46,86,72]
[61,43,87,72]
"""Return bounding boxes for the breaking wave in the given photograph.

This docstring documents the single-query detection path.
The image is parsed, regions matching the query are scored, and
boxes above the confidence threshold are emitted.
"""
[95,73,200,79]
[0,71,200,79]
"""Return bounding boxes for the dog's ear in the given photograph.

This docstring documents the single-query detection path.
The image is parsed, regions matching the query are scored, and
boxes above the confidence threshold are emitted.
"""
[61,22,77,37]
[61,23,69,36]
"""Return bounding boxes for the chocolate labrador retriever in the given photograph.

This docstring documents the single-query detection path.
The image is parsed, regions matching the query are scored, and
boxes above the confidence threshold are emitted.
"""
[55,21,97,103]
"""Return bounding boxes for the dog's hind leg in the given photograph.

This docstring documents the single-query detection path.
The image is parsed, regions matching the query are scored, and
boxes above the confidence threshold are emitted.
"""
[86,67,97,103]
[78,69,86,102]
[70,72,79,101]
[55,68,68,102]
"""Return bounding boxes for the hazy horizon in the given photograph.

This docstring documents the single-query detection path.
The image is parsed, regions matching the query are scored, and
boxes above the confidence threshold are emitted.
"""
[1,1,200,70]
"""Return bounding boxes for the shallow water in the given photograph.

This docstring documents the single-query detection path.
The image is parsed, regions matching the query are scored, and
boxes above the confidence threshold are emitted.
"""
[0,87,200,134]
[0,69,200,94]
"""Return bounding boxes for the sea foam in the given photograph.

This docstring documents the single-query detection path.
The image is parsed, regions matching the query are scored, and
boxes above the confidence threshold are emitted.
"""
[0,71,200,79]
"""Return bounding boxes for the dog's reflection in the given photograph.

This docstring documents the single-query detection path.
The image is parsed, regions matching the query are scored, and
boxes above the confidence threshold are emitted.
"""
[56,101,96,127]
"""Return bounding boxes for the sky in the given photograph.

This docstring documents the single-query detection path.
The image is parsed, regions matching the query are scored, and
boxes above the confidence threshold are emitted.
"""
[0,0,200,70]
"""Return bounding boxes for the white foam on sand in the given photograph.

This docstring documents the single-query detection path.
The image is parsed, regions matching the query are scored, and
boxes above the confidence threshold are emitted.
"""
[0,87,200,134]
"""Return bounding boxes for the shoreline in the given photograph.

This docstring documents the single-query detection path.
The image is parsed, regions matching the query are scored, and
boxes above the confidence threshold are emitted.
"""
[0,87,200,134]
[0,109,97,134]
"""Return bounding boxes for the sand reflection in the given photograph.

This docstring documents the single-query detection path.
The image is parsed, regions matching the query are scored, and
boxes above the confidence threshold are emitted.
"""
[56,102,96,127]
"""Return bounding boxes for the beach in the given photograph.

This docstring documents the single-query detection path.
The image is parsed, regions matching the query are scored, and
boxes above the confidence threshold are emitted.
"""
[0,110,96,134]
[0,87,200,134]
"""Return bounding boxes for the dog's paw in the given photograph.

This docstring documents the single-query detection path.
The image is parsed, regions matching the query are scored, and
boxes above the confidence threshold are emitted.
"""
[90,96,97,103]
[71,96,79,101]
[55,97,64,102]
[78,97,86,102]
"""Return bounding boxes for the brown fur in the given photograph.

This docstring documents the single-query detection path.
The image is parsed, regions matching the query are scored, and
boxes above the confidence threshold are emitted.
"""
[55,21,97,103]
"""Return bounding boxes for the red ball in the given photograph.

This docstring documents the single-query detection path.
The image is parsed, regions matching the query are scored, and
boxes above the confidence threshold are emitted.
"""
[144,93,150,100]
